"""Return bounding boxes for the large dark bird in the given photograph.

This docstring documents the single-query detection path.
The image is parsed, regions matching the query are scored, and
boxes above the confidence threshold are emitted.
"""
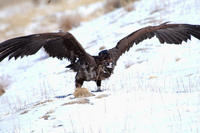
[0,23,200,92]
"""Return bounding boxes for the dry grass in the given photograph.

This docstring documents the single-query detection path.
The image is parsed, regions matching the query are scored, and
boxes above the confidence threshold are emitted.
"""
[0,0,104,41]
[175,57,181,62]
[124,3,135,12]
[104,0,137,13]
[149,76,158,79]
[40,109,54,120]
[0,76,11,96]
[0,7,48,41]
[59,13,82,31]
[33,0,58,5]
[0,0,138,41]
[33,99,53,107]
[95,94,109,99]
[62,99,90,106]
[20,110,29,115]
[0,0,26,8]
[104,0,122,12]
[99,46,106,50]
[0,87,5,96]
[0,0,52,8]
[73,88,95,98]
[40,114,50,120]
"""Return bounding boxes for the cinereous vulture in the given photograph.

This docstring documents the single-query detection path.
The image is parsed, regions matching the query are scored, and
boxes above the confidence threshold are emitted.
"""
[0,22,200,92]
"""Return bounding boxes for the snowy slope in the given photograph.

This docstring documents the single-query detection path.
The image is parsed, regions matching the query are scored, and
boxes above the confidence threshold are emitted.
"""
[1,0,200,132]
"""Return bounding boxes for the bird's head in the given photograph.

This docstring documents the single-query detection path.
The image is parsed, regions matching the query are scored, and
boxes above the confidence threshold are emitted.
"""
[98,50,110,60]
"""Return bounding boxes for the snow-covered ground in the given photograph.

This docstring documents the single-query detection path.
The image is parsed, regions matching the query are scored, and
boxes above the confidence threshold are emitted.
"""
[1,0,200,132]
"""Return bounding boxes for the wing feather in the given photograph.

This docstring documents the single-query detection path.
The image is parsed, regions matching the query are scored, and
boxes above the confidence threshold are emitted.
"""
[163,29,184,44]
[188,26,200,39]
[156,31,173,43]
[155,32,165,44]
[0,32,95,65]
[108,23,200,61]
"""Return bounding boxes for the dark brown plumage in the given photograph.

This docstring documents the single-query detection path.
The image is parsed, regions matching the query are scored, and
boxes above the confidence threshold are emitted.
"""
[0,23,200,92]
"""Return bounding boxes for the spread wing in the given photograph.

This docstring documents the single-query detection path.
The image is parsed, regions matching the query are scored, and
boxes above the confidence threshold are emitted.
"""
[108,23,200,61]
[0,32,96,65]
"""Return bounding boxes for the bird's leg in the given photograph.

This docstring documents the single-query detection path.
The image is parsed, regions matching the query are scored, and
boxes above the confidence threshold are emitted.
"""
[56,78,83,99]
[95,80,102,92]
[74,78,94,98]
[75,78,84,88]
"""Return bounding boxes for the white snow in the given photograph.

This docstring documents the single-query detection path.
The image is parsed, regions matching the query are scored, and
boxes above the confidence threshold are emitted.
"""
[1,0,200,132]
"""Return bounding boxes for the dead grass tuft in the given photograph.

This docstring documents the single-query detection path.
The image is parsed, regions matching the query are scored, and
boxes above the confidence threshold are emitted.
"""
[0,87,5,96]
[104,0,137,13]
[0,0,25,8]
[0,76,11,96]
[73,88,94,98]
[149,76,158,79]
[59,13,82,31]
[40,114,50,120]
[33,99,53,107]
[32,0,40,5]
[62,99,90,106]
[33,0,61,6]
[20,110,29,115]
[0,0,50,8]
[175,57,181,62]
[40,109,54,120]
[124,3,135,12]
[99,46,106,50]
[104,0,122,12]
[95,94,109,99]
